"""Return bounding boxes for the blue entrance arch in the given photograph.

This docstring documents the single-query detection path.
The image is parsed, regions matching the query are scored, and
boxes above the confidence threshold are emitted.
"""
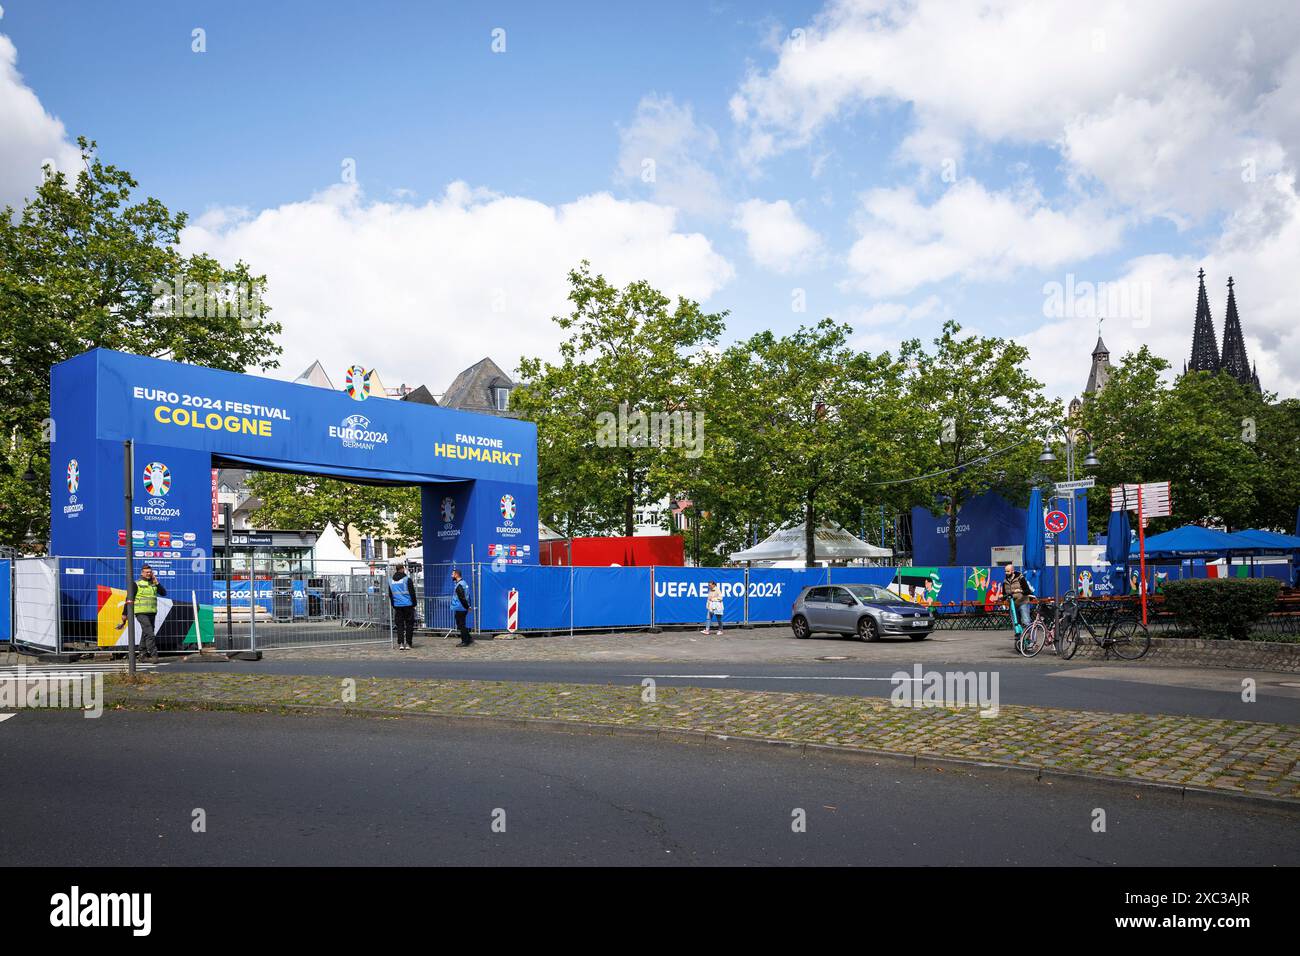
[49,348,538,624]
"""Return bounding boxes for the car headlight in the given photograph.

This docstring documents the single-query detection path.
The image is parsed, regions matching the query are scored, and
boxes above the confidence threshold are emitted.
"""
[882,611,903,621]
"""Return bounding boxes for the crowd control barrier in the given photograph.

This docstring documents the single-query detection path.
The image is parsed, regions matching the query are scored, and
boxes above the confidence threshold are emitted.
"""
[4,555,1291,649]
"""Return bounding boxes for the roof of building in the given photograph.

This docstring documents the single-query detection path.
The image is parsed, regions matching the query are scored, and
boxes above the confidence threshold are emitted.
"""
[439,356,518,417]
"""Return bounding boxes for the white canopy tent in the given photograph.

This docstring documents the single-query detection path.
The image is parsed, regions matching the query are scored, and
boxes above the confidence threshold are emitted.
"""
[729,521,893,565]
[313,522,372,572]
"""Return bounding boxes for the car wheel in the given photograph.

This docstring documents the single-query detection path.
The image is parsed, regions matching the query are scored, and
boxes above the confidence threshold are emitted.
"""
[792,615,810,639]
[857,616,880,642]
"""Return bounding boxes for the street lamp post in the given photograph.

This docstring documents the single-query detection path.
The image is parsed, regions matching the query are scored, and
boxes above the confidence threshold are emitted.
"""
[1039,425,1099,598]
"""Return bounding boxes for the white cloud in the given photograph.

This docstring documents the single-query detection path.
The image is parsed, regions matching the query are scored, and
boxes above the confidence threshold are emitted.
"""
[732,198,824,273]
[617,94,728,219]
[181,182,735,391]
[844,180,1124,296]
[1024,174,1300,401]
[0,33,83,211]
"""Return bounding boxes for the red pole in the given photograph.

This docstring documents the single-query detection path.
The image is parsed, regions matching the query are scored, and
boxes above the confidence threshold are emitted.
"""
[1136,483,1148,625]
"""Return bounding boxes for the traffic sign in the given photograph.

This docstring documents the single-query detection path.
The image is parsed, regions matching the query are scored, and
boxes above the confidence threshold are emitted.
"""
[1044,510,1069,534]
[1054,477,1095,493]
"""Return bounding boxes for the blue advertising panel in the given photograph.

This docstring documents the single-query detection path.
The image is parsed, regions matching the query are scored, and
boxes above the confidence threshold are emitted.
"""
[572,567,652,629]
[0,559,10,641]
[651,567,746,625]
[213,580,307,617]
[745,567,827,623]
[478,565,572,632]
[49,349,539,622]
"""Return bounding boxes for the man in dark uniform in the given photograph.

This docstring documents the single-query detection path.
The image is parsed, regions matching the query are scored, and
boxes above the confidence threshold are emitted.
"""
[451,569,473,647]
[388,564,418,650]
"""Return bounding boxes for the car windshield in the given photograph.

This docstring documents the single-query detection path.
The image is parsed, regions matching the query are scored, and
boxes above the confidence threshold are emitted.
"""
[846,584,907,605]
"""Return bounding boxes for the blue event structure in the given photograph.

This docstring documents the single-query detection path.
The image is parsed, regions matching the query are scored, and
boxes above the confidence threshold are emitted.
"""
[49,349,539,624]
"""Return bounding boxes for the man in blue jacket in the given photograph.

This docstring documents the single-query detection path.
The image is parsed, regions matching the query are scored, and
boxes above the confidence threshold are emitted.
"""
[451,568,473,647]
[388,564,419,650]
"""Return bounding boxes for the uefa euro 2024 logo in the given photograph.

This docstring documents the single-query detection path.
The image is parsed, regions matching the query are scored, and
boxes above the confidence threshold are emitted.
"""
[345,365,372,401]
[499,494,516,520]
[440,496,456,523]
[66,459,79,495]
[142,461,171,498]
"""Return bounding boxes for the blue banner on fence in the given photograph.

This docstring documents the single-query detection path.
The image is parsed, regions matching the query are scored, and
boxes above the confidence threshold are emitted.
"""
[479,565,572,631]
[0,559,10,641]
[573,566,652,629]
[651,567,746,625]
[212,579,306,617]
[745,567,827,623]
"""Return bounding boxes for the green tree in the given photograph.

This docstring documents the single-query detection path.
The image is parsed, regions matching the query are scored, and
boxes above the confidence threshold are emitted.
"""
[244,473,420,553]
[512,262,725,537]
[901,321,1056,564]
[0,138,281,547]
[1082,349,1284,532]
[703,319,913,565]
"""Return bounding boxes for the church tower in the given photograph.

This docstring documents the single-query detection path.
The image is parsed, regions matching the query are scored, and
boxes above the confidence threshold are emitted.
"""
[1069,326,1112,417]
[1187,267,1220,374]
[1219,277,1261,392]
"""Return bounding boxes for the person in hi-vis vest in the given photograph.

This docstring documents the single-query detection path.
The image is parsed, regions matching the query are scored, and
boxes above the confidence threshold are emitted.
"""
[388,564,419,650]
[117,563,166,663]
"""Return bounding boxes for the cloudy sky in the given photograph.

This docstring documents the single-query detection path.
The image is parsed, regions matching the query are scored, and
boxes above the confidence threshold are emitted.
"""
[4,0,1298,400]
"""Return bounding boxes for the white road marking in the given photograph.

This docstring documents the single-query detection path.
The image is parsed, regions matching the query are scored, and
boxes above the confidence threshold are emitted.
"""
[621,674,919,682]
[0,714,14,723]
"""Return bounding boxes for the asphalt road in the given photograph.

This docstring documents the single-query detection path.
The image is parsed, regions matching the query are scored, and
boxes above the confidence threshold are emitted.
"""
[169,657,1300,724]
[3,709,1297,865]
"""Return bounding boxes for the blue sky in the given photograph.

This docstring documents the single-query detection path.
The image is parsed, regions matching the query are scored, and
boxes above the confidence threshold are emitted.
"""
[3,0,1297,400]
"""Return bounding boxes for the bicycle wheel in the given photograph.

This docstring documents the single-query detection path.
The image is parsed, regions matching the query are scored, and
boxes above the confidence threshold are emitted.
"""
[1106,616,1151,660]
[1019,621,1046,658]
[1057,620,1081,659]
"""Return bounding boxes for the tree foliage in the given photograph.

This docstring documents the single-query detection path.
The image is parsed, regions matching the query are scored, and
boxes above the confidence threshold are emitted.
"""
[0,138,282,548]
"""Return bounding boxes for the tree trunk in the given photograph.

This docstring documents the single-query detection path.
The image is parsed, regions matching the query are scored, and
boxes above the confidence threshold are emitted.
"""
[805,495,817,567]
[624,462,635,537]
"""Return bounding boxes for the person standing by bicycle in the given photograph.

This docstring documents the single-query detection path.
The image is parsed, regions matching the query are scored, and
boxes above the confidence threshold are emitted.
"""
[1003,562,1034,632]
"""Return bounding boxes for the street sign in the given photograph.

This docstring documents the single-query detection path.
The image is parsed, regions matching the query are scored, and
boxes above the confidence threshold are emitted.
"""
[1054,477,1095,493]
[1044,510,1069,534]
[1111,481,1172,518]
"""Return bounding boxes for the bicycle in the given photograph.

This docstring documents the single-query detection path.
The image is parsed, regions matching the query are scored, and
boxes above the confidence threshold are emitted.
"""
[1018,601,1061,658]
[1056,592,1151,660]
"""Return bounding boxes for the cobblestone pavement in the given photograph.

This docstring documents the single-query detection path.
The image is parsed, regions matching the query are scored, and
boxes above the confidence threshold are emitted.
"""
[106,671,1300,801]
[266,626,1016,664]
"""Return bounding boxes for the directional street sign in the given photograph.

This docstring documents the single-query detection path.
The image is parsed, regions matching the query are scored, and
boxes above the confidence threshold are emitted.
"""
[1054,477,1096,493]
[1111,481,1172,518]
[1044,510,1069,534]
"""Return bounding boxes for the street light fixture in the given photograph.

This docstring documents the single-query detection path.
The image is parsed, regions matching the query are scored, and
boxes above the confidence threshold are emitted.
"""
[1040,424,1099,597]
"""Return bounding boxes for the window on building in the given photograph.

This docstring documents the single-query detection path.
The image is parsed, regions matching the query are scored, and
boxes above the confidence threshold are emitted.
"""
[494,386,510,411]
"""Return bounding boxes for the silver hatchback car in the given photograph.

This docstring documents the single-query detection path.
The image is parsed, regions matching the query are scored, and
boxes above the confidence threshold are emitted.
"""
[791,583,934,642]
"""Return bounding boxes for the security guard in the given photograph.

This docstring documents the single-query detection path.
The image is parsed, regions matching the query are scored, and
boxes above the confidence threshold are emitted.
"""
[451,569,473,647]
[118,563,166,663]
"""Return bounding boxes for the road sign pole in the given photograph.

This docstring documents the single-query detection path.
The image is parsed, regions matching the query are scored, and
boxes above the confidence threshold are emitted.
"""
[123,439,136,677]
[1137,483,1148,625]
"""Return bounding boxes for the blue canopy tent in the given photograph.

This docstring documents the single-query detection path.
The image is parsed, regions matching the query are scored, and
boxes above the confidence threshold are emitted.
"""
[1104,509,1131,593]
[1023,487,1046,592]
[1129,525,1251,559]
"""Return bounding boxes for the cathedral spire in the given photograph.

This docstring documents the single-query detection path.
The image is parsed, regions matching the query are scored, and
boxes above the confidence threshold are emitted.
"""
[1220,276,1257,390]
[1188,267,1220,373]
